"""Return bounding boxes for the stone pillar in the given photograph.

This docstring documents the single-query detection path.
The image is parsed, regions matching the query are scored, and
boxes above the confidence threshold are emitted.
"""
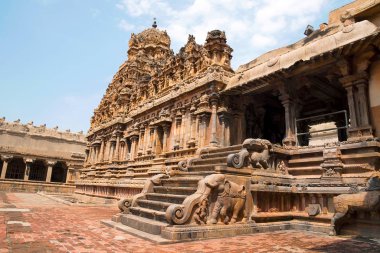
[66,167,74,183]
[209,93,219,146]
[130,136,138,161]
[162,124,170,153]
[93,146,98,163]
[46,161,54,182]
[233,113,243,144]
[218,111,229,147]
[24,158,33,181]
[340,73,373,140]
[179,109,186,149]
[187,112,196,148]
[174,112,182,150]
[109,138,116,164]
[152,126,158,155]
[279,86,297,146]
[1,156,11,179]
[198,113,211,148]
[99,138,105,162]
[138,127,145,156]
[113,134,121,160]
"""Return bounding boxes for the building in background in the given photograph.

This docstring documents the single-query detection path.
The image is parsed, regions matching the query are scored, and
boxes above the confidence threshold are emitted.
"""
[0,118,86,193]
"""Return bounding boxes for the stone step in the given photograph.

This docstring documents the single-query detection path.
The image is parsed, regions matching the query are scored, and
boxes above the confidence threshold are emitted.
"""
[129,206,167,223]
[199,149,242,159]
[288,157,323,165]
[160,177,201,187]
[188,164,221,172]
[118,213,168,235]
[145,193,187,204]
[137,199,172,212]
[153,186,197,195]
[174,171,215,177]
[191,157,226,166]
[199,145,242,155]
[287,166,321,172]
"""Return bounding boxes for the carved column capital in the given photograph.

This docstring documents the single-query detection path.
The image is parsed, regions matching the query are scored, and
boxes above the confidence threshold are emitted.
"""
[1,155,13,162]
[47,161,56,167]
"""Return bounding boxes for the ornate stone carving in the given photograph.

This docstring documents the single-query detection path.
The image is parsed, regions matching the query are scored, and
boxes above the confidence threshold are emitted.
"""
[330,172,380,235]
[194,198,209,225]
[208,179,246,224]
[227,139,272,169]
[118,173,167,213]
[165,174,246,225]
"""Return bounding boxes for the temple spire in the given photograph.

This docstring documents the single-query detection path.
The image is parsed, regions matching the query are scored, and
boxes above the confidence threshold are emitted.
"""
[152,17,157,28]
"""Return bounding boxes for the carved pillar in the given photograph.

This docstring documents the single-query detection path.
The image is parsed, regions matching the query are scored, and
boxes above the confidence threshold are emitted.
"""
[109,136,116,163]
[187,110,196,148]
[174,112,182,150]
[1,156,11,179]
[218,110,230,147]
[340,73,373,140]
[180,109,187,149]
[113,133,121,161]
[66,167,74,183]
[23,158,33,181]
[138,127,144,156]
[162,124,170,153]
[46,161,54,182]
[279,85,297,146]
[99,138,105,162]
[209,93,219,146]
[130,136,138,161]
[198,113,211,148]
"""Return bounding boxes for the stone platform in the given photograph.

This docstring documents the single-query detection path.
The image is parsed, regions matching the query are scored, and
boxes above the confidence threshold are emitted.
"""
[1,192,380,252]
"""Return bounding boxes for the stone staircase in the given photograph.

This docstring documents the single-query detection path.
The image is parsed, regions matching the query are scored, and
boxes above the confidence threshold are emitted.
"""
[109,145,243,237]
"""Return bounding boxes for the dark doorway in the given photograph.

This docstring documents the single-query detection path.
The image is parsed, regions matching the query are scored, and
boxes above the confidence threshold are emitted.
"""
[6,158,25,179]
[29,160,47,181]
[51,162,67,183]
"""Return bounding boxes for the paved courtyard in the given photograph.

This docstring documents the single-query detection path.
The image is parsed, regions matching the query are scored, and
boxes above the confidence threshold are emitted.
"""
[0,192,379,253]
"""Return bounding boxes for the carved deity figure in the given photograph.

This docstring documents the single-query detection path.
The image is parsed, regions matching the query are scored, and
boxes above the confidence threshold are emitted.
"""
[194,198,208,225]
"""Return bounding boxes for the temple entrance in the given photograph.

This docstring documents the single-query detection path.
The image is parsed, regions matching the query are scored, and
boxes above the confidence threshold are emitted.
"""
[6,158,25,179]
[29,160,47,181]
[295,75,348,146]
[244,93,285,145]
[51,162,67,183]
[0,160,3,177]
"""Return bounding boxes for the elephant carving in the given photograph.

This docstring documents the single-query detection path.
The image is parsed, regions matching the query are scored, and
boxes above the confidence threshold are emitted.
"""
[227,138,272,169]
[209,179,247,224]
[330,172,380,235]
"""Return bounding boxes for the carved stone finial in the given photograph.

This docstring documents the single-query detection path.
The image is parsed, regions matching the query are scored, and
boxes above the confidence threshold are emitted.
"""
[152,17,157,28]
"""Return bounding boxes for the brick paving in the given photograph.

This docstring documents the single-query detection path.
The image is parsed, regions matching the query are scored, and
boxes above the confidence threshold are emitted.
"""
[0,192,379,253]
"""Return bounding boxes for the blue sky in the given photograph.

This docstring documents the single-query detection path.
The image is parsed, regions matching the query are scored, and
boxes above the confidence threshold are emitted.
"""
[0,0,352,133]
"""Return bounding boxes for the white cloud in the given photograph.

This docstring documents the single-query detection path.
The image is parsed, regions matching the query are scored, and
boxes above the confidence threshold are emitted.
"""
[116,0,329,68]
[118,19,135,32]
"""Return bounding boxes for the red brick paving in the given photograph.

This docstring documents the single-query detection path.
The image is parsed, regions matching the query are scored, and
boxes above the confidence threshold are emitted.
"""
[1,192,379,253]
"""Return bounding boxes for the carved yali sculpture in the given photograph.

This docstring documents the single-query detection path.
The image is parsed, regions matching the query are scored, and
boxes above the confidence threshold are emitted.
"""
[227,138,272,169]
[165,174,247,225]
[118,173,167,213]
[330,172,380,235]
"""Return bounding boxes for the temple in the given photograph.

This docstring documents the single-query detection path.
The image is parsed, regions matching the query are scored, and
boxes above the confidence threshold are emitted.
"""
[78,0,380,241]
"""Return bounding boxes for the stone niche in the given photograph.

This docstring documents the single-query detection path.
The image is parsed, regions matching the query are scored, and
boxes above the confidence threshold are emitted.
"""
[308,122,338,146]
